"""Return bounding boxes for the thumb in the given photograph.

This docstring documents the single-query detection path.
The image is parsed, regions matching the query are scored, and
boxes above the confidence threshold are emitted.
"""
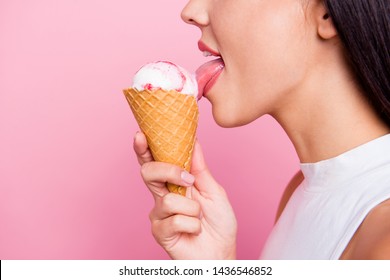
[190,140,225,195]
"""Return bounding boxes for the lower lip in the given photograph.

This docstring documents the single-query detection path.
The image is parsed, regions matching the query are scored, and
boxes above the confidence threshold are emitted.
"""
[196,58,225,99]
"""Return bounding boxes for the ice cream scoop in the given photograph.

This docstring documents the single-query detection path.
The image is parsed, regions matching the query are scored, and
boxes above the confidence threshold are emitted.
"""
[132,61,200,100]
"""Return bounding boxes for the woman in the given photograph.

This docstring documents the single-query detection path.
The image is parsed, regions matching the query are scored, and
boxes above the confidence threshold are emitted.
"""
[133,0,390,259]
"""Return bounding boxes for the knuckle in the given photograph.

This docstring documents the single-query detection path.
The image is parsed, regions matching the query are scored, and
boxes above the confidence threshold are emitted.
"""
[148,208,156,222]
[167,164,180,182]
[139,150,151,162]
[170,215,182,228]
[140,161,178,181]
[150,221,159,239]
[161,193,176,211]
[140,162,152,178]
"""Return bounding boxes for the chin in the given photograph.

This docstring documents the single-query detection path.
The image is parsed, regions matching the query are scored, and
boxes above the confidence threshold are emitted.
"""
[212,107,252,128]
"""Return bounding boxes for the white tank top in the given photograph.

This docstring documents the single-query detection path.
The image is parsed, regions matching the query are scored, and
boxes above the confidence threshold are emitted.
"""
[261,134,390,259]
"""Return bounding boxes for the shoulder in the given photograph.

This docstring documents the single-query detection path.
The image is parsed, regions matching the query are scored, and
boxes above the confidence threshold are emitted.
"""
[344,199,390,259]
[275,170,304,223]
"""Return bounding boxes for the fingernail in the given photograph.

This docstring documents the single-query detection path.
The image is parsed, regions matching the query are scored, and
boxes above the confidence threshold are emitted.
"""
[181,171,195,185]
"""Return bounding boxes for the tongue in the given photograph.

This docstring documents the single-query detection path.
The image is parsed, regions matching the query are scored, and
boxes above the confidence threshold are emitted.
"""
[196,58,225,99]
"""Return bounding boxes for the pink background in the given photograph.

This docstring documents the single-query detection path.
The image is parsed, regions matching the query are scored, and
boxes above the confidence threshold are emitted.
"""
[0,0,299,259]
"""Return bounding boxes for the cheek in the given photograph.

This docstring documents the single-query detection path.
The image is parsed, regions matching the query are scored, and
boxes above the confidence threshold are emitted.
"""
[208,1,309,126]
[208,37,309,128]
[242,8,308,85]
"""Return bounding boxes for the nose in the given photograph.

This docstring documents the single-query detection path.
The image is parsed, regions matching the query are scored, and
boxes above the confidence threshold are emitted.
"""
[181,0,209,27]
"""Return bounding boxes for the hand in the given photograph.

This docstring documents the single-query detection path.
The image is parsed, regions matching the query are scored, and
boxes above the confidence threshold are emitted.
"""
[133,132,237,259]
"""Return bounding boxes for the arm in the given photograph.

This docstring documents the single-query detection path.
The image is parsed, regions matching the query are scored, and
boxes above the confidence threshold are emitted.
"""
[342,199,390,259]
[368,234,390,259]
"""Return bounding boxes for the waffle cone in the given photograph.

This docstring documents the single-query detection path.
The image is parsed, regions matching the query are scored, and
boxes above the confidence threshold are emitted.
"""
[123,88,199,196]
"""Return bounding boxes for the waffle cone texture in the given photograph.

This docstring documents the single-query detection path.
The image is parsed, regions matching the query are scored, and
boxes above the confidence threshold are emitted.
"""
[123,88,199,196]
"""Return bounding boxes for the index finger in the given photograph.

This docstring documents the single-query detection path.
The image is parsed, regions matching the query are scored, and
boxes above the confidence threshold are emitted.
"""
[133,131,154,165]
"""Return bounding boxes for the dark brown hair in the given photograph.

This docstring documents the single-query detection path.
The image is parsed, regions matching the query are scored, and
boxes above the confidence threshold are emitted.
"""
[323,0,390,126]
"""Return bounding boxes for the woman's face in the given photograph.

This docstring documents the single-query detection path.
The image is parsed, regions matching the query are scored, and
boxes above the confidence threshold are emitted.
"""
[182,0,318,127]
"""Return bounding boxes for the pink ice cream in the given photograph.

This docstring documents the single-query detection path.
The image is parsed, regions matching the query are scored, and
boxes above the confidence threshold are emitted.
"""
[132,61,200,100]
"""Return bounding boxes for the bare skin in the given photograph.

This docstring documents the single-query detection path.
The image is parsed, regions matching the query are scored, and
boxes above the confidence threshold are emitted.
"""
[134,133,237,260]
[133,0,390,259]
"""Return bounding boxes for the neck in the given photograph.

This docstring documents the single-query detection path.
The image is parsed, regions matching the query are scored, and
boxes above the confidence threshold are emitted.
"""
[271,62,389,163]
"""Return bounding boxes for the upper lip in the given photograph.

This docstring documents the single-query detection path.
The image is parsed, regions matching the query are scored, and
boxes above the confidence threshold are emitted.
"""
[198,41,220,56]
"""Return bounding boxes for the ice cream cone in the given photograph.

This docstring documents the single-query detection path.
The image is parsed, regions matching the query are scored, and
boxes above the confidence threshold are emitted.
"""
[123,88,199,196]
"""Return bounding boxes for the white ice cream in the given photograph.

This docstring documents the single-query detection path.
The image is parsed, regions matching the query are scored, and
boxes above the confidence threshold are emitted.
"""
[132,61,198,99]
